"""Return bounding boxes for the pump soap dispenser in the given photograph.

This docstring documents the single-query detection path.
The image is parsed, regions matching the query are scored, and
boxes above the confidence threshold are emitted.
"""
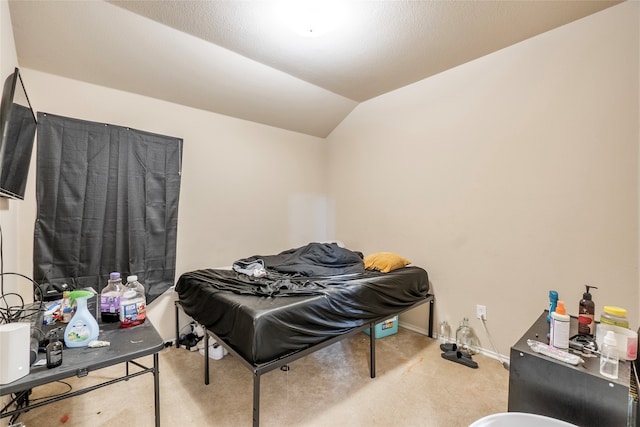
[578,285,598,336]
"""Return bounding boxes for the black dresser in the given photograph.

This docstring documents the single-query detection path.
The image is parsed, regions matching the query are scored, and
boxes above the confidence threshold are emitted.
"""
[508,310,637,427]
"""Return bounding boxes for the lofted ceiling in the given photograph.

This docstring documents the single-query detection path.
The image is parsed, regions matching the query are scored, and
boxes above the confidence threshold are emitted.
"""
[8,0,620,138]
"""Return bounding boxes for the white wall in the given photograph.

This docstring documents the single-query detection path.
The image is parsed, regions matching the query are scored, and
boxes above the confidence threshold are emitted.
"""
[327,1,640,358]
[0,0,24,299]
[3,1,639,358]
[10,69,328,340]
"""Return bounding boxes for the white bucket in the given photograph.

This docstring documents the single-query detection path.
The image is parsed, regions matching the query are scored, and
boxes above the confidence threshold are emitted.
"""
[469,412,578,427]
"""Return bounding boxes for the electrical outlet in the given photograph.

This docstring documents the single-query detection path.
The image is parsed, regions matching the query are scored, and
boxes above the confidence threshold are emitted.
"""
[476,304,487,320]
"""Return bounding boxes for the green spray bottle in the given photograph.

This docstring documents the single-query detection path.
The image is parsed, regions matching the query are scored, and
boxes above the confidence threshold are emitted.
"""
[63,290,99,348]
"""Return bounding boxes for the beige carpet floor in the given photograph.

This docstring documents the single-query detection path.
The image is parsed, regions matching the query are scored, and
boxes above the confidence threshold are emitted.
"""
[8,327,509,427]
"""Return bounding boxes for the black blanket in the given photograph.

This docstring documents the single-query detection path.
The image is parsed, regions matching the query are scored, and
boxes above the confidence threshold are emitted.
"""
[233,242,365,277]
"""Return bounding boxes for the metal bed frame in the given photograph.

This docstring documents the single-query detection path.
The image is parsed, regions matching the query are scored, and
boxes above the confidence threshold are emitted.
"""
[175,294,434,427]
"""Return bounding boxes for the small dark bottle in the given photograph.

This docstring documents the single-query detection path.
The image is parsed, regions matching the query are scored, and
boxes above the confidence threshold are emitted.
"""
[46,332,63,369]
[578,285,598,336]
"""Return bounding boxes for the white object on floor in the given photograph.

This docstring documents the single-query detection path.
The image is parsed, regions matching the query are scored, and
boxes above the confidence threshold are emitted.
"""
[469,412,579,427]
[197,339,229,360]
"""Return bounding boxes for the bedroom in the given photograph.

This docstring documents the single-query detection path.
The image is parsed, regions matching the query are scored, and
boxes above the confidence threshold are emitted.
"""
[0,0,638,426]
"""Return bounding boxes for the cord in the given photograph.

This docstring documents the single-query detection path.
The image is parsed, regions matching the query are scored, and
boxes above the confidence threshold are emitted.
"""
[0,221,4,295]
[0,213,47,325]
[7,380,73,423]
[25,380,73,402]
[479,314,510,370]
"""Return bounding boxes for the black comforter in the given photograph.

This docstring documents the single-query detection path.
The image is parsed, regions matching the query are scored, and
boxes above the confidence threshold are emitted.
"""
[176,265,430,364]
[234,242,364,277]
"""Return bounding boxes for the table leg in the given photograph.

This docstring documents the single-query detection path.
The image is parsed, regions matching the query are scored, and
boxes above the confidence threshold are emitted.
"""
[154,352,160,427]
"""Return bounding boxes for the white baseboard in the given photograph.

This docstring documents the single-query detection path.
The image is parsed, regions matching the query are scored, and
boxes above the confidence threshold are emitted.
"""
[399,321,510,367]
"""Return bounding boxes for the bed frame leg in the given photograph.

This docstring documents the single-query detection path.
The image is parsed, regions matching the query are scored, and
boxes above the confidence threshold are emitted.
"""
[174,301,180,348]
[428,298,435,338]
[253,371,260,427]
[204,330,210,385]
[369,321,376,378]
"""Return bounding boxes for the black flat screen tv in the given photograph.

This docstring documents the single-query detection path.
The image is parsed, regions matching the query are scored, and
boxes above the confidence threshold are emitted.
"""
[0,67,37,200]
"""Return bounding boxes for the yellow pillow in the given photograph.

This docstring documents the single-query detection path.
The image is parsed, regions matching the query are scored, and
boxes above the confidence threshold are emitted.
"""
[364,252,411,273]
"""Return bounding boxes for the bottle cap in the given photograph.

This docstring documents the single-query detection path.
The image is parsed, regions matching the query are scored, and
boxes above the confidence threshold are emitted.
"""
[110,272,121,280]
[127,275,138,282]
[555,300,567,315]
[604,330,617,346]
[603,306,627,317]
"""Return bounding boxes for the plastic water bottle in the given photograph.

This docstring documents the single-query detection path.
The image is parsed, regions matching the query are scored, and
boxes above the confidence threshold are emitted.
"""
[119,275,147,328]
[100,272,123,323]
[600,330,619,379]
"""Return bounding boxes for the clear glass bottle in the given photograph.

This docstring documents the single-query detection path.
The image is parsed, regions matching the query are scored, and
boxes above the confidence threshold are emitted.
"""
[456,317,479,354]
[100,272,123,323]
[600,330,619,379]
[438,320,451,344]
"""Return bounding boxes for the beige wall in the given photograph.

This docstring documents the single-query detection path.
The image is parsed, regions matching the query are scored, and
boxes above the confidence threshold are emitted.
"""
[327,1,640,357]
[7,69,328,339]
[0,0,23,296]
[2,1,639,359]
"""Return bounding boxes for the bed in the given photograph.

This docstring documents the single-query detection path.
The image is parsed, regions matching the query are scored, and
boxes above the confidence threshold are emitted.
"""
[174,243,434,426]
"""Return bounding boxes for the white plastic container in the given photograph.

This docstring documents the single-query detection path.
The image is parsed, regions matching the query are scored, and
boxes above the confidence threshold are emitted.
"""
[469,412,578,427]
[595,323,637,361]
[550,301,570,350]
[600,330,619,379]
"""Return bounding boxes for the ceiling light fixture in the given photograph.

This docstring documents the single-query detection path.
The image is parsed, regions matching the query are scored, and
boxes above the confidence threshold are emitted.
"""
[276,1,347,37]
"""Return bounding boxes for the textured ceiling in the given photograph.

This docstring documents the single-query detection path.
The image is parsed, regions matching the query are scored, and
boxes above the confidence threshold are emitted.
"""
[8,1,620,137]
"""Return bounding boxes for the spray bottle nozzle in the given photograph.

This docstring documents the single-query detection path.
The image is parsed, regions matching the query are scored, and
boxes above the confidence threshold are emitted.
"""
[67,290,95,306]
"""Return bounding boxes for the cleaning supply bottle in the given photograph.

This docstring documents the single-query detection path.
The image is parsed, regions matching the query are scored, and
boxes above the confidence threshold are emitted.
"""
[100,272,123,323]
[119,275,147,328]
[578,285,598,336]
[64,290,99,348]
[61,290,72,323]
[547,290,559,323]
[46,329,63,368]
[550,300,570,351]
[600,330,619,379]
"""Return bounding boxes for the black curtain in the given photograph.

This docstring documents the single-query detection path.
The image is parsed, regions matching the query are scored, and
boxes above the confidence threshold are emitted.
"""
[34,112,182,303]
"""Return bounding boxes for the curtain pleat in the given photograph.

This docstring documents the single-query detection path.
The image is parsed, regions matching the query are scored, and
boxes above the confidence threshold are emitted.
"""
[34,113,182,303]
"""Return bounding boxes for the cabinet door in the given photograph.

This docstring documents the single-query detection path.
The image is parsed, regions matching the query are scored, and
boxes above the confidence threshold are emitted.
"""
[509,348,629,427]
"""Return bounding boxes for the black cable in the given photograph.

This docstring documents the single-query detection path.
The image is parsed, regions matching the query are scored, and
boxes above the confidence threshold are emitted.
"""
[7,380,74,424]
[0,222,4,296]
[1,272,44,301]
[0,291,24,321]
[0,273,45,325]
[0,273,45,327]
[24,380,73,402]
